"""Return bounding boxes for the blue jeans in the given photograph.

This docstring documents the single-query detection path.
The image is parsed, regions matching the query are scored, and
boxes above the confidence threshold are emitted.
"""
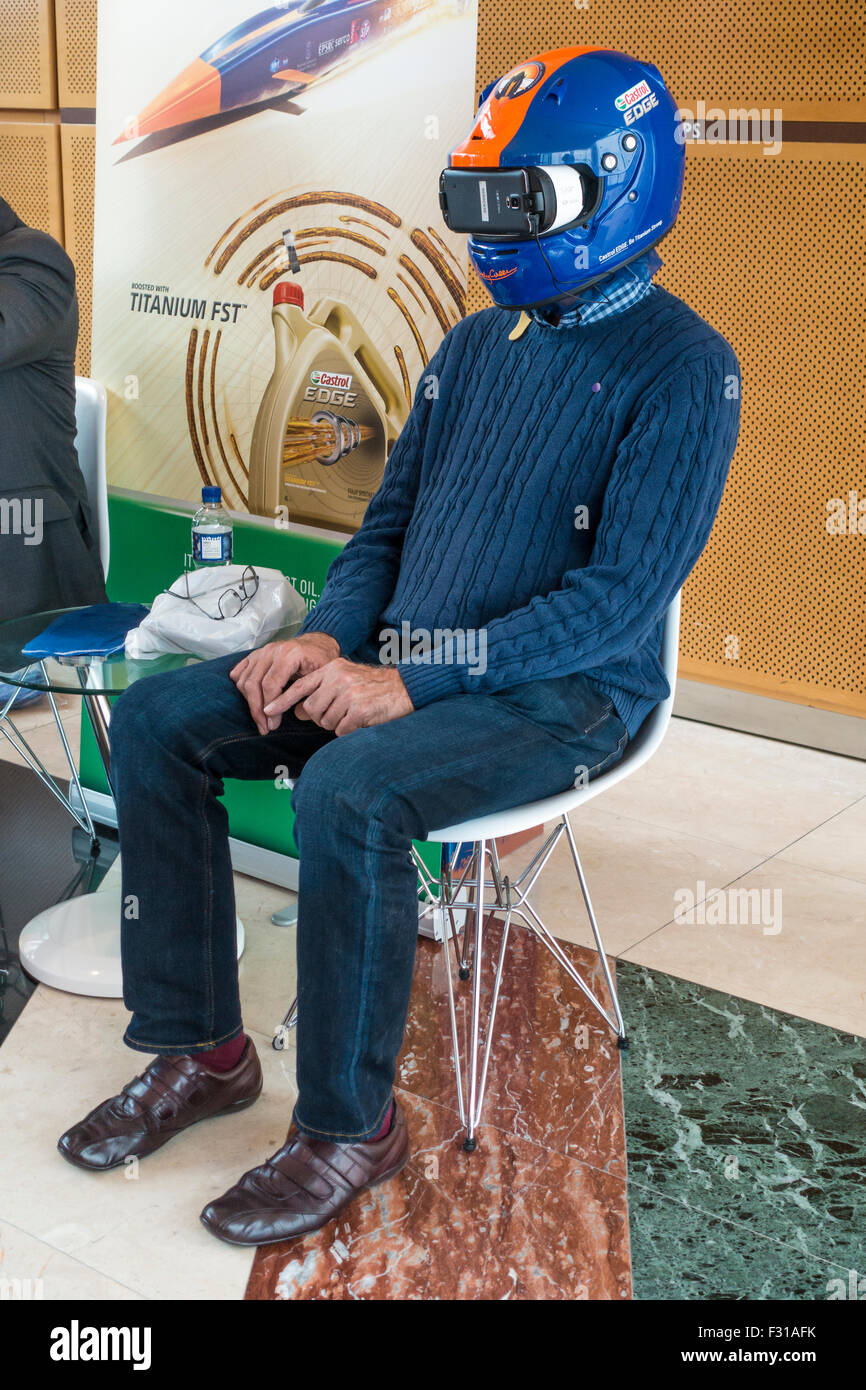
[110,651,628,1142]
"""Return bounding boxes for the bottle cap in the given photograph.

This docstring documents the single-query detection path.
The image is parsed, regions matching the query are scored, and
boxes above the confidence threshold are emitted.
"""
[274,281,304,309]
[202,486,221,503]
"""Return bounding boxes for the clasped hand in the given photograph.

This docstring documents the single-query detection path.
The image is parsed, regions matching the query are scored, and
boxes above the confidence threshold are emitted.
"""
[230,632,413,738]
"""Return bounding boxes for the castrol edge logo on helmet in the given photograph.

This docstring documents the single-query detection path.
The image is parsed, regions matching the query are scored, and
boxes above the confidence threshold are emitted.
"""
[494,60,545,101]
[614,78,658,124]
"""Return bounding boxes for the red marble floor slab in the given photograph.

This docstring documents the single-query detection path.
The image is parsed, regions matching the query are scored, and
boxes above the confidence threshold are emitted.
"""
[245,1088,631,1300]
[398,924,626,1173]
[246,920,631,1299]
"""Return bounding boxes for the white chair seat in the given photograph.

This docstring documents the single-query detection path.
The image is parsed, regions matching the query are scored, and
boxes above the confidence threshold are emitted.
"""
[428,594,679,844]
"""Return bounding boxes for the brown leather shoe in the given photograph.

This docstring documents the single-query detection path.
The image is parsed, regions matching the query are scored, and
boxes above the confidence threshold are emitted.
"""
[200,1102,410,1246]
[57,1037,263,1172]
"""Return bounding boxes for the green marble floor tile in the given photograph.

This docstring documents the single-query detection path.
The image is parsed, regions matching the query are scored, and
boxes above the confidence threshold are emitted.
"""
[617,962,866,1296]
[628,1183,859,1300]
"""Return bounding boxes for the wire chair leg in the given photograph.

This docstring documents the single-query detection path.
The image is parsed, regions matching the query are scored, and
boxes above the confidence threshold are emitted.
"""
[273,994,298,1050]
[41,663,98,847]
[0,667,100,846]
[0,716,95,839]
[442,845,512,1153]
[475,877,512,1120]
[443,883,467,1128]
[463,838,487,1151]
[455,845,478,978]
[561,814,627,1045]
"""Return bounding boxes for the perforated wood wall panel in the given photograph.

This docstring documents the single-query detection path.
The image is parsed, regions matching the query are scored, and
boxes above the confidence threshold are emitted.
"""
[662,142,865,716]
[473,0,865,119]
[60,122,93,373]
[0,3,97,365]
[464,3,866,720]
[0,120,62,236]
[55,0,96,107]
[0,0,56,107]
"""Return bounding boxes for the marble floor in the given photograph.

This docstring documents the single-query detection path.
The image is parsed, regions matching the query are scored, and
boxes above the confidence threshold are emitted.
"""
[249,931,632,1301]
[0,706,864,1299]
[617,963,866,1300]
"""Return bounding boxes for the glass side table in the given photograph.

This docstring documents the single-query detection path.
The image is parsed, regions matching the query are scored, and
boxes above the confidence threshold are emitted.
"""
[0,608,245,997]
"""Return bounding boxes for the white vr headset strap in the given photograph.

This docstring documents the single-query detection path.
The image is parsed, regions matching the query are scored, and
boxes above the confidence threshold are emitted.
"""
[541,165,585,232]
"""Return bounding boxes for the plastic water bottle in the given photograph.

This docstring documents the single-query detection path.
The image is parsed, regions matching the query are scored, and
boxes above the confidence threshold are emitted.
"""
[192,486,233,567]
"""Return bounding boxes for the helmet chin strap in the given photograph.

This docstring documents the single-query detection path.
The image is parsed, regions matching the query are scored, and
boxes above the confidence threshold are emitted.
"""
[526,254,647,315]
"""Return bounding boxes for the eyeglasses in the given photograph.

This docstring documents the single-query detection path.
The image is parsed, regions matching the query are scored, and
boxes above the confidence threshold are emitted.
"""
[163,565,260,621]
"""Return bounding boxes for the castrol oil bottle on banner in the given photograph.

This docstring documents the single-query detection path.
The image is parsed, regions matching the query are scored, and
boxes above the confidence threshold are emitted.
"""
[249,281,407,533]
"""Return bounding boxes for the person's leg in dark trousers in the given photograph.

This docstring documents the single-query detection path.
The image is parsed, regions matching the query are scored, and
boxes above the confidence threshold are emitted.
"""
[56,651,341,1177]
[289,671,628,1141]
[109,650,334,1056]
[110,652,627,1143]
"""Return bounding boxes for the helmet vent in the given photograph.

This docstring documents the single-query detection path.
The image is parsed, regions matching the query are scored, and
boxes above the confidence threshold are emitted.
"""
[545,78,567,106]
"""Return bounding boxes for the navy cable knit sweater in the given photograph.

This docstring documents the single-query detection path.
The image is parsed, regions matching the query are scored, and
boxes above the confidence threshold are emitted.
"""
[300,285,741,739]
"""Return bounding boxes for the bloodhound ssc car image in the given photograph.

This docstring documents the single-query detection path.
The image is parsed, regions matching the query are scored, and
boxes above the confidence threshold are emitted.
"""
[115,0,466,146]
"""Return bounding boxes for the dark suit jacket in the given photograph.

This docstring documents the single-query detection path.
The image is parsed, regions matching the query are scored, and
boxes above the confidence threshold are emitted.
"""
[0,196,107,624]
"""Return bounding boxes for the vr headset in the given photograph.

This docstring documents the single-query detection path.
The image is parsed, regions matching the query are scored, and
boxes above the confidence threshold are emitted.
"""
[439,165,598,240]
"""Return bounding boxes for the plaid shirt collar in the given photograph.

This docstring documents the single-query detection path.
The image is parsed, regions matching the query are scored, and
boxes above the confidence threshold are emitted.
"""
[528,248,662,329]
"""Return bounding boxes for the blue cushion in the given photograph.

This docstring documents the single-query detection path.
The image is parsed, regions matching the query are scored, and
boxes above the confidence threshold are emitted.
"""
[21,603,150,659]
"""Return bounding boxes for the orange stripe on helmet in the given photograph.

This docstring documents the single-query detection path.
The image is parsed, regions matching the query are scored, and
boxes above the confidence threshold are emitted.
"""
[450,46,603,169]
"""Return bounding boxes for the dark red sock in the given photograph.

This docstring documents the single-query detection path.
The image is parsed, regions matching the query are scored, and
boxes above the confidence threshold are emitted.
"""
[368,1100,394,1141]
[194,1034,247,1074]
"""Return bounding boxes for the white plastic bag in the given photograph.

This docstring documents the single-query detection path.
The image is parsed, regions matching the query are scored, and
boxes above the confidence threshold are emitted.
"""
[125,565,307,660]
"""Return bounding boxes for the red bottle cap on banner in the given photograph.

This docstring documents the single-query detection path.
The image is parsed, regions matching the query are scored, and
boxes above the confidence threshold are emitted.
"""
[274,281,304,308]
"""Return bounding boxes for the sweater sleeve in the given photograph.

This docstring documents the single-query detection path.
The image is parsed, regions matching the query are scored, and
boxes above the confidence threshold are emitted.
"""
[0,229,76,372]
[399,349,741,708]
[298,334,449,655]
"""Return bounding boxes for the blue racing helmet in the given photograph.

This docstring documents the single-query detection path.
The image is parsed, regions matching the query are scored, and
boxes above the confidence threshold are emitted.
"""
[440,46,684,309]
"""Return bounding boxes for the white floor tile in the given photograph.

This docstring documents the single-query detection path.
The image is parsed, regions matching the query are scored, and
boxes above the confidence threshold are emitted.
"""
[595,717,866,856]
[0,984,298,1300]
[621,856,866,1036]
[778,795,866,885]
[0,1219,143,1301]
[498,805,765,956]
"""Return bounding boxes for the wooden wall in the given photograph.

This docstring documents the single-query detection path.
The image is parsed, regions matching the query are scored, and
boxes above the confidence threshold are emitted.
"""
[0,0,96,372]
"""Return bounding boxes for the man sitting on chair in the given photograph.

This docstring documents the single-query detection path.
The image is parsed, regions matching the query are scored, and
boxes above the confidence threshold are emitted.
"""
[58,49,740,1247]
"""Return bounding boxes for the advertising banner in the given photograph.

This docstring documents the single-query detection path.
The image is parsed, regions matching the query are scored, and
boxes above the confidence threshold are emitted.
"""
[92,0,477,534]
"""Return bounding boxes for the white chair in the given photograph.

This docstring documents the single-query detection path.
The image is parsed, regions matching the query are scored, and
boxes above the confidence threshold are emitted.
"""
[274,595,681,1154]
[413,592,682,1151]
[0,378,109,847]
[69,377,111,582]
